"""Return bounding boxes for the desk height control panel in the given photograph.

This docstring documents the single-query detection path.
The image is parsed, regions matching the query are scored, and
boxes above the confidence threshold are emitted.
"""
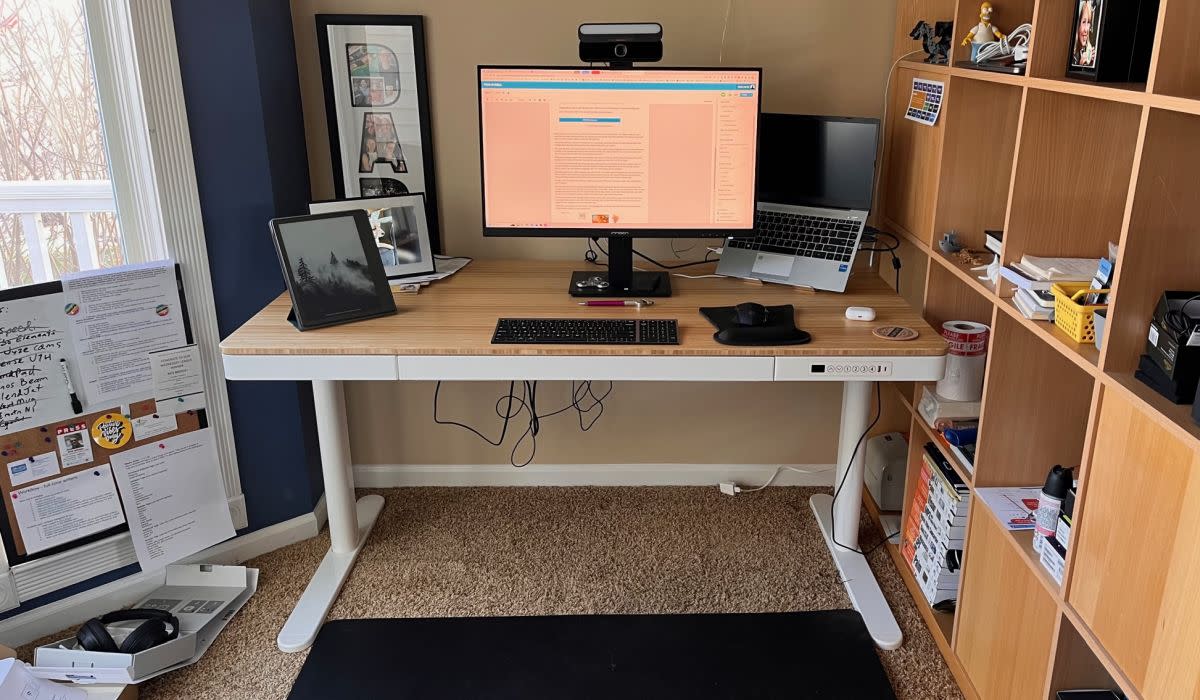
[808,361,894,378]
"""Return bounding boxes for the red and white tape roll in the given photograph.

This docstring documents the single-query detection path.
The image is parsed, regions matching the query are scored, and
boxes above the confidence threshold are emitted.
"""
[936,321,990,401]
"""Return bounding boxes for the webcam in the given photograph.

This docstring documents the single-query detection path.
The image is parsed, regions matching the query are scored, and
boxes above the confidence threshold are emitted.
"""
[578,23,663,65]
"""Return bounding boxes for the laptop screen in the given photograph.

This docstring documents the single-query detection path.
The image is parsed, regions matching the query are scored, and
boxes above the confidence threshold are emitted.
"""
[756,114,879,212]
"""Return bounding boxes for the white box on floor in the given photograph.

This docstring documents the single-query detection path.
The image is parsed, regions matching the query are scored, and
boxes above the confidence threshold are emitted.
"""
[34,565,257,685]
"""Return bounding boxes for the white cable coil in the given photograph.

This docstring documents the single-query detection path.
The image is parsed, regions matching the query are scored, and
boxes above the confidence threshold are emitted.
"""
[973,23,1033,64]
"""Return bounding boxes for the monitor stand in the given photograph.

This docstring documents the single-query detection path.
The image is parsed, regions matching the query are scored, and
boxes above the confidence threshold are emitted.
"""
[569,237,672,297]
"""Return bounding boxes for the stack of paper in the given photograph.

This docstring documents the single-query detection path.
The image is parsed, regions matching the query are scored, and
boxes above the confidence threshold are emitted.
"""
[1000,255,1096,291]
[389,255,471,288]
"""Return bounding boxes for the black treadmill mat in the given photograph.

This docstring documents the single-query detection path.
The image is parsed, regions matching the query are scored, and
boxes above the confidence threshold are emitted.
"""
[287,610,896,699]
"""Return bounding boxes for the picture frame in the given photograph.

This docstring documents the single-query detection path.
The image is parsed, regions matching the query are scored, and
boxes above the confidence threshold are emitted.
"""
[308,193,436,280]
[269,211,397,331]
[316,14,441,254]
[1065,0,1159,83]
[1068,0,1103,75]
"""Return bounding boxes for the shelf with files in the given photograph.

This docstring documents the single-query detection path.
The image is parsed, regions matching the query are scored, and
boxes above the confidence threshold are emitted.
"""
[863,475,970,696]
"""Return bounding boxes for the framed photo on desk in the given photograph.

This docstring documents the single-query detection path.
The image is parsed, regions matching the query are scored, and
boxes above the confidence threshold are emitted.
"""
[316,14,441,253]
[309,193,436,280]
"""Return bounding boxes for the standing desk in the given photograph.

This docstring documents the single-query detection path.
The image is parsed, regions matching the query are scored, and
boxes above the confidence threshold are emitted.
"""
[220,260,947,653]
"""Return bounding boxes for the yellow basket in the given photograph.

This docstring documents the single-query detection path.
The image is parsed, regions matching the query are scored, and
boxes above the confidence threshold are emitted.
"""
[1052,282,1110,344]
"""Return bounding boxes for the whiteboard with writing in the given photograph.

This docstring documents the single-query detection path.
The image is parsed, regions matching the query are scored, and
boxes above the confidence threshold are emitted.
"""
[0,295,74,433]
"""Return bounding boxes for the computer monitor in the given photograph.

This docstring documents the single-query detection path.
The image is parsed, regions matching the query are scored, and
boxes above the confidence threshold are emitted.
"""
[478,66,762,296]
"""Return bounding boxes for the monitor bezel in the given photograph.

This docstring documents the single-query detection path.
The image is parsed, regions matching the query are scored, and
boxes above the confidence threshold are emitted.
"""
[477,64,763,239]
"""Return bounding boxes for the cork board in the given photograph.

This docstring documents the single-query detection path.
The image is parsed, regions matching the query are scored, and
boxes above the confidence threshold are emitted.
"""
[0,267,204,566]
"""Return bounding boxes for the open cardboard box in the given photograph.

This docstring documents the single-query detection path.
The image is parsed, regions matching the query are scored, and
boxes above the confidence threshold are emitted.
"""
[33,564,257,686]
[0,645,136,700]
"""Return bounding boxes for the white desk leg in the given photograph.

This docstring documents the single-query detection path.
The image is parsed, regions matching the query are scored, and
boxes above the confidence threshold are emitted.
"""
[810,380,903,650]
[277,379,384,653]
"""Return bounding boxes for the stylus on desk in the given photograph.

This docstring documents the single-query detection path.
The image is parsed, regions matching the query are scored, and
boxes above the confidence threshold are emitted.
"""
[578,300,654,308]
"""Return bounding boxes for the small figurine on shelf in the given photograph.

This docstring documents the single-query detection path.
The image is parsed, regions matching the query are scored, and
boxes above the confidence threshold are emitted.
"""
[939,231,963,254]
[961,2,1006,56]
[910,20,954,64]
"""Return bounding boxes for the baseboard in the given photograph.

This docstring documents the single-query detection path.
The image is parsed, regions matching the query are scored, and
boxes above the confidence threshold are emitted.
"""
[353,463,837,488]
[0,505,323,648]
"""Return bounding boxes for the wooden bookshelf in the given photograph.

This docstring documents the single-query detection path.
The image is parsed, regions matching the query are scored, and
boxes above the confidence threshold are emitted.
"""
[879,0,1200,697]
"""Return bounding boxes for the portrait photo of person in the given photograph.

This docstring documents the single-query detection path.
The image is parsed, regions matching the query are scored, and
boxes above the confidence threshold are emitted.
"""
[351,78,372,107]
[1071,0,1101,68]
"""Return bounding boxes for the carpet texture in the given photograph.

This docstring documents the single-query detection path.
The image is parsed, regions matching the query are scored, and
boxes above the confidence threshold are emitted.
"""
[20,487,963,699]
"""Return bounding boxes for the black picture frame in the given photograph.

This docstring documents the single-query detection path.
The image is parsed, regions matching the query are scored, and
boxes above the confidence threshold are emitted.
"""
[269,211,397,331]
[316,14,442,254]
[1065,0,1159,83]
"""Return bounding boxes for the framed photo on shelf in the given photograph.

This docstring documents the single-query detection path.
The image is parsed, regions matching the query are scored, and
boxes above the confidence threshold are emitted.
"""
[316,14,441,253]
[1068,0,1103,74]
[308,193,436,279]
[269,211,397,331]
[1065,0,1159,83]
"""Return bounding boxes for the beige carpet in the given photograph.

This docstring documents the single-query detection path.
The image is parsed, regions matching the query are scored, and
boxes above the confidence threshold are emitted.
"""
[21,487,963,699]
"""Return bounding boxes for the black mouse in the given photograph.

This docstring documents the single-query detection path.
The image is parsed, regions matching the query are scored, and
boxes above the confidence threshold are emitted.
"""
[735,302,768,326]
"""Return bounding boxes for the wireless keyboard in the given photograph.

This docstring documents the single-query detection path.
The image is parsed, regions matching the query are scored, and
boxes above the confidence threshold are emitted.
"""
[491,318,679,345]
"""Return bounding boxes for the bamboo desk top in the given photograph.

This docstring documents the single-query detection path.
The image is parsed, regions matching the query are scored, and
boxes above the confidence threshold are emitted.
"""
[220,260,945,358]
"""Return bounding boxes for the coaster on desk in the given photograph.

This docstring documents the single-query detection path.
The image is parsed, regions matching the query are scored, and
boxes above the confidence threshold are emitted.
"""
[873,325,919,341]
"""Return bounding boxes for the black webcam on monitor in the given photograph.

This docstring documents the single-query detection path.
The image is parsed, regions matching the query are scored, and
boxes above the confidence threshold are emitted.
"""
[578,23,663,65]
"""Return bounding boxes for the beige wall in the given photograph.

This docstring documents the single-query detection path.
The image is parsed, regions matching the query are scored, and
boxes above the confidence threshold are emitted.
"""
[290,0,903,465]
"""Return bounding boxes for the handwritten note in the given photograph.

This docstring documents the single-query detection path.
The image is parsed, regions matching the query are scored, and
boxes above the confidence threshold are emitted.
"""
[0,296,72,433]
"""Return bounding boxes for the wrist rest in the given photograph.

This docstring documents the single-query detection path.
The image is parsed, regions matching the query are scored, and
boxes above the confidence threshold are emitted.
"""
[699,305,812,346]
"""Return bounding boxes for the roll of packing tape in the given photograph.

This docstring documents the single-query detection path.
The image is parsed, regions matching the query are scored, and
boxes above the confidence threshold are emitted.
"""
[936,320,990,402]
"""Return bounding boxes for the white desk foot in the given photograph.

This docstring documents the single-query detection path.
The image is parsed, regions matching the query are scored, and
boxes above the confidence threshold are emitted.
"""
[277,494,385,653]
[810,493,903,650]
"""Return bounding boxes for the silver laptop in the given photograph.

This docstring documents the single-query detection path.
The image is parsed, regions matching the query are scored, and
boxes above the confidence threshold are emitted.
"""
[717,114,880,292]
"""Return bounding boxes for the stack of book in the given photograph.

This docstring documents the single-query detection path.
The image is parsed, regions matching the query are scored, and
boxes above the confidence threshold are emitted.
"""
[901,443,970,606]
[1000,255,1097,322]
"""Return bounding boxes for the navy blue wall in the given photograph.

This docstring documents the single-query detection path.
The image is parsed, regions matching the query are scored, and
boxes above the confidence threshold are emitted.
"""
[172,0,323,529]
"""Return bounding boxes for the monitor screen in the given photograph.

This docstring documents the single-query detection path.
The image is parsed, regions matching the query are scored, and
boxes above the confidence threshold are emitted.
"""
[478,66,761,236]
[756,114,879,212]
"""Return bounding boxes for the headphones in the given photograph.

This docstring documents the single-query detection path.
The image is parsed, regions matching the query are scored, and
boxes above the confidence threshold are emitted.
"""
[76,608,180,654]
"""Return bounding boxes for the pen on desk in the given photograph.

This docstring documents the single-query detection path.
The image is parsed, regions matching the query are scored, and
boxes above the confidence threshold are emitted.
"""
[59,359,83,414]
[578,299,653,307]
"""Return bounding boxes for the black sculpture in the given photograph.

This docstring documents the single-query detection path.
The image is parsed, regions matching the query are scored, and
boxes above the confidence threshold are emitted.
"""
[910,21,953,65]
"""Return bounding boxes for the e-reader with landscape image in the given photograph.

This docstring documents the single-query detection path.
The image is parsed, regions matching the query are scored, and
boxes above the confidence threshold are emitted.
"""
[270,211,396,330]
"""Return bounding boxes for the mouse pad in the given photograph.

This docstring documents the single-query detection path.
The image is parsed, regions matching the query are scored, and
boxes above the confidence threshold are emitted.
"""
[699,304,812,346]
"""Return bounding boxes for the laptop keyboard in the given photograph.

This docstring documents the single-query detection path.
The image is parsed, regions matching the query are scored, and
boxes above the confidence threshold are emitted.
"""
[727,211,862,263]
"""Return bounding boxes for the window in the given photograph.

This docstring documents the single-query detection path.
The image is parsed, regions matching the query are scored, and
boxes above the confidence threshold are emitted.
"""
[0,0,128,288]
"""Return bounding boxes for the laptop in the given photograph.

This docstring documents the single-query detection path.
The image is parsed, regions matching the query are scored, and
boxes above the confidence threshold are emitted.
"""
[717,114,880,292]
